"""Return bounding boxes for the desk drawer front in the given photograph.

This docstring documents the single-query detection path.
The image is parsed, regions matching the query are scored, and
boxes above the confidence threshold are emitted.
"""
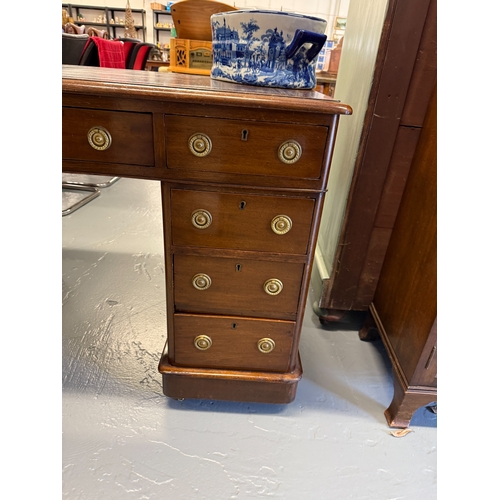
[173,313,295,372]
[171,189,315,254]
[165,115,327,179]
[62,108,155,166]
[174,254,303,320]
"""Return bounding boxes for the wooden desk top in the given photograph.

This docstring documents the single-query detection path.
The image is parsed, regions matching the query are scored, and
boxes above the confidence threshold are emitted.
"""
[62,65,352,116]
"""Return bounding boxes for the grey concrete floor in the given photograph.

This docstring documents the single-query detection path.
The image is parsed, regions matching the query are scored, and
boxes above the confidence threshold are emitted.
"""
[62,177,437,499]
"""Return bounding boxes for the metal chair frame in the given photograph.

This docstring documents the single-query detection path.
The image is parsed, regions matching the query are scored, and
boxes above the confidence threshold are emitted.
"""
[62,176,120,216]
[62,184,100,216]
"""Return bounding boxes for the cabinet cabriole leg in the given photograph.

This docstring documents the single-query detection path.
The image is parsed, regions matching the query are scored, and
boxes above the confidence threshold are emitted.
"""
[385,368,437,428]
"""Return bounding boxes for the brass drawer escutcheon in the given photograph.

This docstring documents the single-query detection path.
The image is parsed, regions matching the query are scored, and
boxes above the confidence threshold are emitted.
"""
[192,273,212,290]
[271,215,292,235]
[257,338,275,353]
[87,126,112,151]
[191,209,212,229]
[263,278,283,296]
[188,133,212,157]
[194,335,212,350]
[278,140,302,164]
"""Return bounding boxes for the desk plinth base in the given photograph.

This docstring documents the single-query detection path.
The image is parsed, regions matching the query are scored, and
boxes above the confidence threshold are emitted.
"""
[158,353,302,404]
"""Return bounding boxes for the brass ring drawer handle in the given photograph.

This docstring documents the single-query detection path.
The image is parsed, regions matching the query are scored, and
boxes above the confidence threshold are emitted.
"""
[263,278,283,296]
[88,126,112,151]
[191,209,212,229]
[192,273,212,290]
[189,133,212,157]
[278,140,302,164]
[194,335,212,350]
[258,338,275,353]
[271,215,292,235]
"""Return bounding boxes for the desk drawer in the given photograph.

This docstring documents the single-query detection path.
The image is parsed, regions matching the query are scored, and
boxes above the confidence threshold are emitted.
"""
[174,254,303,320]
[165,115,327,179]
[62,108,155,166]
[173,313,295,372]
[170,189,316,254]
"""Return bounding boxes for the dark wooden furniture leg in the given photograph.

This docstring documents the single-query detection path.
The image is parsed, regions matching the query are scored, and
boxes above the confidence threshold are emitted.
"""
[385,368,436,428]
[358,313,380,342]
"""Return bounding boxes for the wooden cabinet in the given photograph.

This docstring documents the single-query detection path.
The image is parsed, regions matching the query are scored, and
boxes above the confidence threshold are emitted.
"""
[318,0,437,316]
[62,66,351,404]
[359,85,437,428]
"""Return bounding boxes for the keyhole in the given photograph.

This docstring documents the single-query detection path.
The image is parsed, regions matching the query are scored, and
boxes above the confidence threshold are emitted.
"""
[231,323,237,329]
[236,264,242,272]
[241,129,249,141]
[239,201,246,210]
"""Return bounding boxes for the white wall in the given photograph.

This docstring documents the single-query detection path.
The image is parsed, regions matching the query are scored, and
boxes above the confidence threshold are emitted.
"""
[64,1,346,43]
[234,1,344,38]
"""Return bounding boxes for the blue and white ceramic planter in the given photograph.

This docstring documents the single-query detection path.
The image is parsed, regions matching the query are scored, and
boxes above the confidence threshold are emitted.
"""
[210,10,327,89]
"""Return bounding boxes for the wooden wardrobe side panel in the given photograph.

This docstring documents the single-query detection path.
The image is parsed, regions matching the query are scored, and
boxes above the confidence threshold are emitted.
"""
[373,86,437,382]
[323,0,436,312]
[400,0,437,128]
[354,126,421,307]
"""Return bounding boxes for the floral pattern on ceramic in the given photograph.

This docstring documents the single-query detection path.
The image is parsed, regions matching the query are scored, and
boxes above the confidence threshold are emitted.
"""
[210,10,327,90]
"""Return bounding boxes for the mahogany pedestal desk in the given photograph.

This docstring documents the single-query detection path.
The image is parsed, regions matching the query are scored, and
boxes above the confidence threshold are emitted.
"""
[62,66,352,404]
[359,86,437,427]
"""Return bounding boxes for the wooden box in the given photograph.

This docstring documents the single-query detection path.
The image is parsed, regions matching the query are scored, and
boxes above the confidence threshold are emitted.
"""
[150,3,166,10]
[169,38,212,76]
